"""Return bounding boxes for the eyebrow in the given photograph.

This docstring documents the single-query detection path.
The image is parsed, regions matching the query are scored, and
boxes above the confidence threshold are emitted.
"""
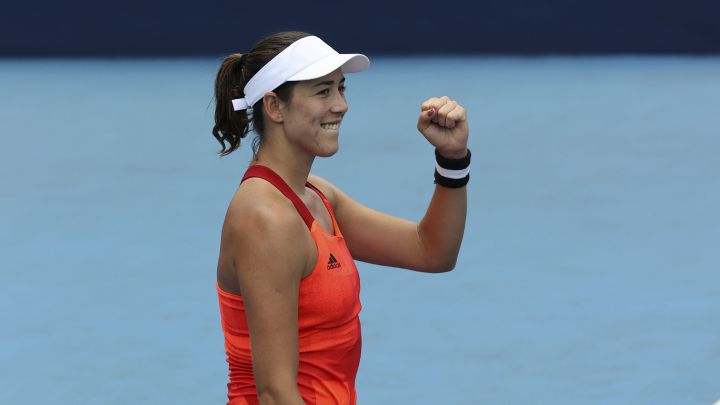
[312,78,346,88]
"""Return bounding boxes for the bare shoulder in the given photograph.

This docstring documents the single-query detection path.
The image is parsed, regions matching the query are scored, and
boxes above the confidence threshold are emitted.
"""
[226,178,309,249]
[220,179,314,291]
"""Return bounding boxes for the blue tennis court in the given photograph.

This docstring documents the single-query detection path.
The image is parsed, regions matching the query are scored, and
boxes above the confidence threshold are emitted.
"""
[1,56,719,404]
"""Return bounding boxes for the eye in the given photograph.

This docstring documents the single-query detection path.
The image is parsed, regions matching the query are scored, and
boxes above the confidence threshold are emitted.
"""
[318,88,330,96]
[339,85,346,94]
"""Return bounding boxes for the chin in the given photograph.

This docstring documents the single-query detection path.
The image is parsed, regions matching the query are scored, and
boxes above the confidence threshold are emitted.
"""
[316,140,340,158]
[317,146,339,158]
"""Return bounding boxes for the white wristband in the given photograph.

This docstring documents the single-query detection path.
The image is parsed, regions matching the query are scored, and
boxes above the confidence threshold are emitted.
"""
[435,163,470,179]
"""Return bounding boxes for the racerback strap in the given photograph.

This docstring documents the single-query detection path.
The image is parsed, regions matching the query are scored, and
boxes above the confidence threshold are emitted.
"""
[241,165,315,229]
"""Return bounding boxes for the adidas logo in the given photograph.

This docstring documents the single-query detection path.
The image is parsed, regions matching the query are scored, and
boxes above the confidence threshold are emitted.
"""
[326,253,342,270]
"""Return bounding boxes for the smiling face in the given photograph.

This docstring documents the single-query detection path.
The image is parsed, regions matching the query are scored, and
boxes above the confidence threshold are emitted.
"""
[279,68,348,158]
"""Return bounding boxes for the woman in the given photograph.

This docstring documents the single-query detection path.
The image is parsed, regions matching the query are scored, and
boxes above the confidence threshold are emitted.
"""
[213,31,470,405]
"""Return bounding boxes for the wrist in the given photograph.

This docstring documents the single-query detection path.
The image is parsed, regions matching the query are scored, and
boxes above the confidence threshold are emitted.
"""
[437,148,468,160]
[434,148,471,188]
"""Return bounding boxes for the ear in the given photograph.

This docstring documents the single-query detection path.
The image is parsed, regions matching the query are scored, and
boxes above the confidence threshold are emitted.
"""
[262,92,285,124]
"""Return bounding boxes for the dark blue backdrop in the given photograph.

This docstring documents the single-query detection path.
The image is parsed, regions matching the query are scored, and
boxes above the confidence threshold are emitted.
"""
[2,0,719,56]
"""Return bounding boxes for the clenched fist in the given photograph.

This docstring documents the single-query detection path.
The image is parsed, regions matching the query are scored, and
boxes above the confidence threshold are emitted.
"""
[417,96,469,159]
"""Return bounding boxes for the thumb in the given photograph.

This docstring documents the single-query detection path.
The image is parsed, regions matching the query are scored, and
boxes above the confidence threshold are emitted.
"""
[417,108,435,133]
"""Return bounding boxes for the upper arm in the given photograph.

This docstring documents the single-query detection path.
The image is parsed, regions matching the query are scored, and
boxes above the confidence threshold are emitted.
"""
[308,174,436,272]
[227,202,313,393]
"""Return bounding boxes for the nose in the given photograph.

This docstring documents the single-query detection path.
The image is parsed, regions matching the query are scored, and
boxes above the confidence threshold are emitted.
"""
[331,92,348,115]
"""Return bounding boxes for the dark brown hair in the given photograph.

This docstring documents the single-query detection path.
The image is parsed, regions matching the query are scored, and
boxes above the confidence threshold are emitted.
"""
[212,31,312,156]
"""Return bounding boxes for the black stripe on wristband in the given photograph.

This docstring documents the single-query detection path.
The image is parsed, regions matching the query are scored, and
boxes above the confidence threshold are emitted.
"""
[434,169,470,188]
[435,148,471,170]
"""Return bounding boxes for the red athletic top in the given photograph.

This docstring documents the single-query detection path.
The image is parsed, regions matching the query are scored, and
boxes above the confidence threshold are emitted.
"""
[217,165,362,405]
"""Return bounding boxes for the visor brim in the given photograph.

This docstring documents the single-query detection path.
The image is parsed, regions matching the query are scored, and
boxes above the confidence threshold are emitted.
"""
[287,53,369,81]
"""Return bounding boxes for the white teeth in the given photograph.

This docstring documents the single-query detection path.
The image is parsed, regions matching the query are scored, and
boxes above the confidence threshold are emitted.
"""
[321,123,339,130]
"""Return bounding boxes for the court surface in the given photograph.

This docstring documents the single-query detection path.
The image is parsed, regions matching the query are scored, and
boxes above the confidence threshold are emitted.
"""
[1,56,719,404]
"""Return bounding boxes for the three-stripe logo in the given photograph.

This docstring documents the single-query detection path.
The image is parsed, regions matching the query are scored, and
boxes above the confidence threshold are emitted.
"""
[327,253,342,270]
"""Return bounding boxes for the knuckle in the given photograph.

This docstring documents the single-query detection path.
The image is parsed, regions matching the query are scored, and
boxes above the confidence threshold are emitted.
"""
[421,97,439,109]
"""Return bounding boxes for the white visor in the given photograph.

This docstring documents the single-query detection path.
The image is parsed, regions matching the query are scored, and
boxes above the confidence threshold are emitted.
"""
[232,36,369,111]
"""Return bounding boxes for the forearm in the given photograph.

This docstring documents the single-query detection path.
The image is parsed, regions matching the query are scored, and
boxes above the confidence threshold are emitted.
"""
[413,96,470,272]
[417,183,468,272]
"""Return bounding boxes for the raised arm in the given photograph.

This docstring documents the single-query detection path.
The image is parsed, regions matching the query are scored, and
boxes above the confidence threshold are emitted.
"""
[226,194,314,404]
[315,96,469,273]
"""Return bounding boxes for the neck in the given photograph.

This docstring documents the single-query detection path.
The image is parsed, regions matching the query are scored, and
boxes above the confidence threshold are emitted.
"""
[252,136,314,196]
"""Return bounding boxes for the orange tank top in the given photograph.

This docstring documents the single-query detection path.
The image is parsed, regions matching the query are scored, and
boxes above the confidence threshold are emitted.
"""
[217,165,363,405]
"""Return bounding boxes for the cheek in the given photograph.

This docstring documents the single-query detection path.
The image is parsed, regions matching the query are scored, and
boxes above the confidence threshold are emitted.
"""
[303,107,322,124]
[304,112,318,125]
[288,108,316,126]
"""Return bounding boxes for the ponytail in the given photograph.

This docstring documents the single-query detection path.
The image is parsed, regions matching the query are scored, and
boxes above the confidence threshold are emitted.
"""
[212,53,249,156]
[211,31,312,157]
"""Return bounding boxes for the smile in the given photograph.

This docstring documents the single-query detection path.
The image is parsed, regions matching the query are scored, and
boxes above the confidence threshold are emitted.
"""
[320,123,340,130]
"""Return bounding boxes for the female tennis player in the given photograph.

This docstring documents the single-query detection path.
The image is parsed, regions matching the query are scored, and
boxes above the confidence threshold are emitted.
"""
[213,31,470,405]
